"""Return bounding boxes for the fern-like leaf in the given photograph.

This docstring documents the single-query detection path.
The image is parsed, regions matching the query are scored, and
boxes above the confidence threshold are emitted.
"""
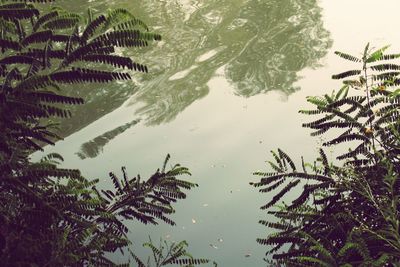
[334,51,361,62]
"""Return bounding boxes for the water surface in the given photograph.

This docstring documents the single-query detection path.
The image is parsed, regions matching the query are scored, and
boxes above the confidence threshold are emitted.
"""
[39,0,400,266]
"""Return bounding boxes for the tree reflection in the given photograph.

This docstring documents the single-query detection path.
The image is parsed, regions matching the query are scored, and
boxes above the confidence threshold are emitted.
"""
[225,0,331,97]
[76,119,140,159]
[129,0,331,125]
[55,0,331,155]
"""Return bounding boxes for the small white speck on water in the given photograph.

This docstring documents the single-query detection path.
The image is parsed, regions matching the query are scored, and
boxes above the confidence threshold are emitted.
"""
[210,244,218,249]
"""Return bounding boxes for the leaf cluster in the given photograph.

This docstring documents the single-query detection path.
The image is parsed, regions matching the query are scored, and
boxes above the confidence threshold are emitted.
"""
[0,1,160,168]
[252,44,400,266]
[133,237,216,267]
[0,1,210,266]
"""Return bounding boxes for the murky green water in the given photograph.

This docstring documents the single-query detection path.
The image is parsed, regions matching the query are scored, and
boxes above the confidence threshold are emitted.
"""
[38,0,400,265]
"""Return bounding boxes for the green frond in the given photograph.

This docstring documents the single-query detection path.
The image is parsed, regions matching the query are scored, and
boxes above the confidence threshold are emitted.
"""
[0,55,40,65]
[109,172,123,194]
[130,253,146,267]
[376,53,400,61]
[42,14,80,30]
[261,180,300,210]
[278,149,296,171]
[21,91,84,105]
[318,149,330,175]
[370,63,400,71]
[93,29,159,44]
[5,0,54,3]
[342,79,364,88]
[38,104,71,118]
[50,68,131,84]
[15,74,53,90]
[103,8,136,30]
[40,152,64,164]
[0,37,21,51]
[299,109,324,115]
[313,120,363,130]
[337,143,371,160]
[0,8,39,20]
[366,45,390,63]
[259,220,292,231]
[338,242,358,258]
[21,30,53,47]
[113,18,149,32]
[290,182,331,208]
[334,51,361,62]
[162,153,171,173]
[335,85,349,100]
[81,14,107,44]
[0,3,34,9]
[377,78,400,88]
[306,96,328,108]
[323,133,370,146]
[169,258,210,265]
[332,70,361,80]
[327,96,366,110]
[302,115,335,129]
[250,177,273,187]
[371,71,400,81]
[80,54,148,72]
[61,41,105,66]
[259,178,285,193]
[258,234,301,246]
[310,245,336,265]
[143,241,163,259]
[33,10,59,32]
[371,254,390,267]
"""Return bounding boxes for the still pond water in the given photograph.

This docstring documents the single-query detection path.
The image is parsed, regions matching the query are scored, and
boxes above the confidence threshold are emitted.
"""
[38,0,400,266]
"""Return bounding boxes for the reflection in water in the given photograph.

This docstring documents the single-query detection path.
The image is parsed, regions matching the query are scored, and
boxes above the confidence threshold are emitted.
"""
[76,119,140,159]
[56,0,331,151]
[225,0,331,97]
[60,82,136,137]
[129,0,331,125]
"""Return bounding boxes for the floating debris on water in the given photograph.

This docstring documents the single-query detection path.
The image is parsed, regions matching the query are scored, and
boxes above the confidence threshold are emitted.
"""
[202,203,209,207]
[192,218,196,224]
[210,244,218,249]
[165,234,171,239]
[217,238,223,242]
[245,253,251,258]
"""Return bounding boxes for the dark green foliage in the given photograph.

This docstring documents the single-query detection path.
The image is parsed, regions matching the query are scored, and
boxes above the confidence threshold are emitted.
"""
[1,154,198,266]
[133,238,216,267]
[252,44,400,266]
[0,1,208,266]
[0,0,159,166]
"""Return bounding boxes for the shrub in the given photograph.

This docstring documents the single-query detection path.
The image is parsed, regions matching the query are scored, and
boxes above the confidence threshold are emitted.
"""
[0,2,207,266]
[252,44,400,266]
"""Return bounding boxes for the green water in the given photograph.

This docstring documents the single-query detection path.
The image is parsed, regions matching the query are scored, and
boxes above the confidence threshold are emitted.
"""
[37,0,400,266]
